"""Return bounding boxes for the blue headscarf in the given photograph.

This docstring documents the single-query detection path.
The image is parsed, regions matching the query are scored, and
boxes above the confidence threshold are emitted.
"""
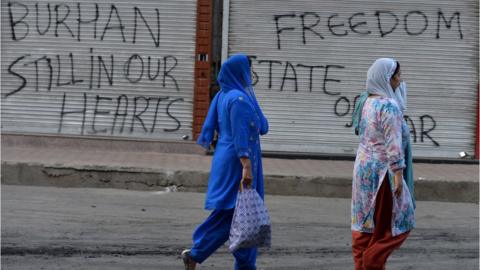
[197,54,267,149]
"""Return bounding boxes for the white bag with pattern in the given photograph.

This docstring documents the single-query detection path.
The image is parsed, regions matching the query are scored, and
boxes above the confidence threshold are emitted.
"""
[229,187,271,252]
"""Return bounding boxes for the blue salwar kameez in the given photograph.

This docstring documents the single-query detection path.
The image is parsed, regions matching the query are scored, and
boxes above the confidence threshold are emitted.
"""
[191,54,268,269]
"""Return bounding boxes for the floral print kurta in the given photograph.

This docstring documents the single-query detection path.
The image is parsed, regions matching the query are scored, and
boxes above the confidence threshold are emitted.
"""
[352,96,415,236]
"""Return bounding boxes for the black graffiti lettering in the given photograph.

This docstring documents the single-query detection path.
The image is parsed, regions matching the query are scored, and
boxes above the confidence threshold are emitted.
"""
[57,94,187,135]
[323,65,344,96]
[274,13,296,50]
[334,96,350,116]
[258,60,282,89]
[420,115,439,146]
[53,53,84,88]
[8,1,29,41]
[296,64,324,92]
[271,10,463,42]
[56,54,71,87]
[112,95,187,134]
[89,48,94,89]
[3,52,181,94]
[58,92,87,134]
[69,53,83,85]
[97,54,114,88]
[131,96,149,132]
[5,55,28,97]
[280,61,298,92]
[165,98,183,132]
[101,4,126,42]
[404,115,417,143]
[111,94,128,134]
[327,13,348,36]
[252,57,347,93]
[35,3,51,35]
[6,3,180,45]
[24,56,42,92]
[149,96,169,133]
[54,3,75,38]
[375,10,399,37]
[11,5,465,48]
[300,12,323,44]
[24,55,53,92]
[124,54,144,83]
[349,12,371,35]
[404,11,428,36]
[133,7,160,47]
[147,56,160,80]
[90,95,112,134]
[436,10,463,39]
[45,57,53,91]
[163,55,179,91]
[77,3,99,42]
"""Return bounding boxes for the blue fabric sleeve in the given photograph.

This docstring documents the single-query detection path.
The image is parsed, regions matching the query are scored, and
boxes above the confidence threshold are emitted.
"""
[197,93,220,150]
[250,96,268,135]
[259,110,269,135]
[230,98,253,158]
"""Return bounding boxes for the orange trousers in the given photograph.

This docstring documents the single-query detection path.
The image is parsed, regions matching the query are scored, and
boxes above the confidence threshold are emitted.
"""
[352,176,410,270]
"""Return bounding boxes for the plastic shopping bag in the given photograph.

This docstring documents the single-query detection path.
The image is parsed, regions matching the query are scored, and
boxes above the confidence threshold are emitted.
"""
[229,186,271,252]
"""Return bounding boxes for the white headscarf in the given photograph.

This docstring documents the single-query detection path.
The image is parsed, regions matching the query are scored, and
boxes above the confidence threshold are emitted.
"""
[366,58,407,112]
[393,81,407,112]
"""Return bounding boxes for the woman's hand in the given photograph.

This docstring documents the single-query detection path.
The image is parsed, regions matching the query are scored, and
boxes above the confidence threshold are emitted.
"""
[394,170,403,198]
[240,157,253,187]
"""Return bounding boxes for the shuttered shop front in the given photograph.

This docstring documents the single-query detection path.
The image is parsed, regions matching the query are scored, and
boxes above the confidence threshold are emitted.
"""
[226,0,479,158]
[1,0,196,140]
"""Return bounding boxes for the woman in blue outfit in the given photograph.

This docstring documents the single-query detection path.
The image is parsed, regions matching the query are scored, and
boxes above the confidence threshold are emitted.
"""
[181,54,269,270]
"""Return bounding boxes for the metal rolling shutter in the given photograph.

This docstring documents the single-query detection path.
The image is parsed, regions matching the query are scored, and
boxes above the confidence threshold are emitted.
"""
[227,0,479,158]
[1,0,196,140]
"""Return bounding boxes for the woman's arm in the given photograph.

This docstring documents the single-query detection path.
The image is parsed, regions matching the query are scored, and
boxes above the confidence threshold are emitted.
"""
[381,101,406,197]
[393,170,403,198]
[230,96,255,186]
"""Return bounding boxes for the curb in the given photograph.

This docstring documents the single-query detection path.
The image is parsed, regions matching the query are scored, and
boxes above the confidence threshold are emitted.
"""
[1,161,478,203]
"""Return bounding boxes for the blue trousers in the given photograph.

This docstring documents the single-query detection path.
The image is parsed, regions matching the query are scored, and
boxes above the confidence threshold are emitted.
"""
[190,209,257,270]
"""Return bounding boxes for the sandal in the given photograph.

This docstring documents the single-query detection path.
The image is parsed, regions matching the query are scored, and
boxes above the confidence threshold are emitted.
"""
[181,249,196,270]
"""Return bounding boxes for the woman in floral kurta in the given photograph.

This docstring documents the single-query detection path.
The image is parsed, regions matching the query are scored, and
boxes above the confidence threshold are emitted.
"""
[351,58,415,270]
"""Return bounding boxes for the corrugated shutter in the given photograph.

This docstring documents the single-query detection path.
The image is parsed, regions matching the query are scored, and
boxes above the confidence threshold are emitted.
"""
[1,0,196,140]
[227,0,479,158]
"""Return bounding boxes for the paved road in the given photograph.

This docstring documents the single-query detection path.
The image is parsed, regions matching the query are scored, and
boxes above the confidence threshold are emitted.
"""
[1,185,478,269]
